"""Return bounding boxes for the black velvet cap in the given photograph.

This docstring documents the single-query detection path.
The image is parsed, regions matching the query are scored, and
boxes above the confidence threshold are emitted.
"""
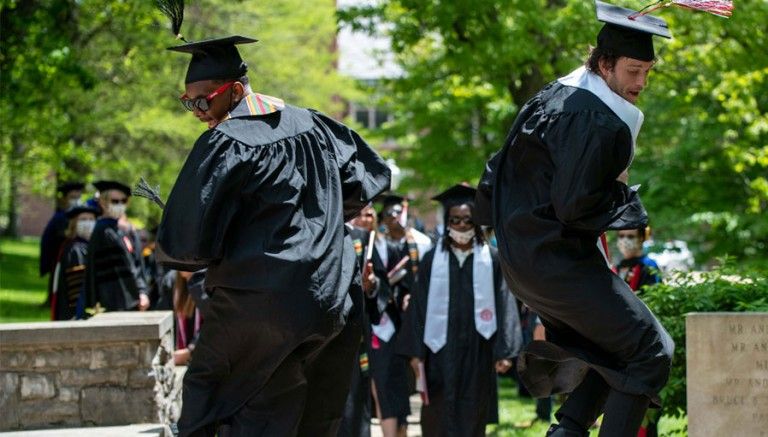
[64,205,100,219]
[168,35,258,84]
[432,184,477,209]
[596,1,671,62]
[57,182,85,195]
[92,180,131,197]
[376,193,408,210]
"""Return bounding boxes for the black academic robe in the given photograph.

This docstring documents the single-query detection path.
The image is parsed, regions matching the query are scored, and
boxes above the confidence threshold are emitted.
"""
[368,236,419,420]
[338,226,389,437]
[84,218,148,311]
[52,237,88,320]
[157,97,390,436]
[397,245,521,437]
[476,80,674,406]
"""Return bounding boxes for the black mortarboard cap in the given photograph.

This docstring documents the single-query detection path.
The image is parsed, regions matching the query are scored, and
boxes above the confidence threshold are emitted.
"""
[432,184,477,208]
[64,205,100,219]
[57,182,85,195]
[376,193,408,210]
[92,180,131,197]
[167,36,258,84]
[596,1,671,62]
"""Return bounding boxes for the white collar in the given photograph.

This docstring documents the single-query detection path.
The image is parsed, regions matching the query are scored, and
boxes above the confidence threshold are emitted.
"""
[558,66,644,145]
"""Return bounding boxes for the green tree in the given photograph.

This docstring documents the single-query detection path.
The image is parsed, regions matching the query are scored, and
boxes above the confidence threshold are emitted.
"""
[0,0,354,233]
[339,0,768,264]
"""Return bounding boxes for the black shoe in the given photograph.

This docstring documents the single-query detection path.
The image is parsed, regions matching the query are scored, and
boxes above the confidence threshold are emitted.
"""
[546,424,589,437]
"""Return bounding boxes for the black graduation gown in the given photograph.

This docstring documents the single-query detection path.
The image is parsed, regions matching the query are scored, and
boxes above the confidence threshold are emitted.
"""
[84,218,148,311]
[476,80,674,406]
[369,236,417,420]
[397,245,522,437]
[53,237,88,320]
[338,226,389,437]
[156,97,390,435]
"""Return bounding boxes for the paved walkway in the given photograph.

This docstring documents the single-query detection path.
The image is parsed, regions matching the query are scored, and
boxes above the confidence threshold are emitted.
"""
[0,395,425,437]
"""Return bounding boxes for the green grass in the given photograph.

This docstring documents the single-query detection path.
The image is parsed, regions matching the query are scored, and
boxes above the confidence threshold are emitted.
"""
[491,377,688,436]
[0,237,49,323]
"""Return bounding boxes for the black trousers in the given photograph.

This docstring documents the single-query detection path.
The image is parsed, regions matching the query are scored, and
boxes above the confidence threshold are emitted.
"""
[179,285,363,437]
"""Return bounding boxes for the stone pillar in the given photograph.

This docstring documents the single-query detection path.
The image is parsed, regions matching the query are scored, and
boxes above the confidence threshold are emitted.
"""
[0,311,177,431]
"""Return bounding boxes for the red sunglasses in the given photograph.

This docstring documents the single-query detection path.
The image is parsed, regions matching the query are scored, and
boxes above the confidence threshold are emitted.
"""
[179,82,235,112]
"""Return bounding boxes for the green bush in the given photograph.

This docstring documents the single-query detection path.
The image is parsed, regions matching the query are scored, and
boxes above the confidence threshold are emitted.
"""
[641,263,768,417]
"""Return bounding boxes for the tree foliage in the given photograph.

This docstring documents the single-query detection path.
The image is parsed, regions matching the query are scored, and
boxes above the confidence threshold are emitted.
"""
[0,0,353,230]
[339,0,768,264]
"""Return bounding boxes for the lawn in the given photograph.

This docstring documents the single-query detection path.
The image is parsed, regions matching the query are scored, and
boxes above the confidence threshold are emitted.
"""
[0,237,49,323]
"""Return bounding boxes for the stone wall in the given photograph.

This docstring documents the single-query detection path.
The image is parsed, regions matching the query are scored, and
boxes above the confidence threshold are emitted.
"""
[0,312,179,431]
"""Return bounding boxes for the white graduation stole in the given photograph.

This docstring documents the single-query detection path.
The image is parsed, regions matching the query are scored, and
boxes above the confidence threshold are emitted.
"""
[423,241,496,353]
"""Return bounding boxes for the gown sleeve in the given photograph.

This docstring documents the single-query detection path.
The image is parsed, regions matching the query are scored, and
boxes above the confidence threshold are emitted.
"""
[396,248,434,359]
[546,111,648,235]
[493,252,523,360]
[157,130,269,270]
[311,111,391,221]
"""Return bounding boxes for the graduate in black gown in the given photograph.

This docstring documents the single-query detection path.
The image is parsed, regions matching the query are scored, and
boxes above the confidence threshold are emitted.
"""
[476,3,674,436]
[339,204,389,437]
[84,180,150,312]
[40,182,84,305]
[158,36,390,436]
[398,184,522,437]
[370,194,432,437]
[51,205,99,320]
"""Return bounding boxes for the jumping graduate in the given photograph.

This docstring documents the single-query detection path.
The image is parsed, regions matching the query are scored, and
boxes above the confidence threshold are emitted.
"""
[477,2,676,436]
[51,205,99,320]
[158,35,390,436]
[84,180,150,312]
[398,184,522,437]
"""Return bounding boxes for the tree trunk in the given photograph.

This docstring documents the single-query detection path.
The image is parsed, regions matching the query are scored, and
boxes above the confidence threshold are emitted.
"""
[3,137,22,238]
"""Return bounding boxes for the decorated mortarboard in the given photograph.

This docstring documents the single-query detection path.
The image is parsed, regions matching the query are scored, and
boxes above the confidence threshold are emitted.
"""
[56,182,85,195]
[64,205,100,219]
[157,0,257,84]
[595,1,672,62]
[92,180,131,197]
[431,184,477,209]
[168,36,258,84]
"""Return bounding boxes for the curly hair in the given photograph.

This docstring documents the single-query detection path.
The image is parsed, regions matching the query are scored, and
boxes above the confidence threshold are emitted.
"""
[585,45,619,74]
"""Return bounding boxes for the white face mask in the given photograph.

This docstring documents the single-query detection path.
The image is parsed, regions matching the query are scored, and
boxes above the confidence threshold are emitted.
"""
[617,236,641,257]
[68,199,81,209]
[448,228,475,245]
[76,219,96,240]
[106,203,126,219]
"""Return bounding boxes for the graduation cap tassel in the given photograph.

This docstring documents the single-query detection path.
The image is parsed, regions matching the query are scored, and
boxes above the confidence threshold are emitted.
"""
[157,0,186,40]
[134,177,166,210]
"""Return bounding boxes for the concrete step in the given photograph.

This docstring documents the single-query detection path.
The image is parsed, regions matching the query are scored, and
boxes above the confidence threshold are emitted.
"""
[0,424,167,437]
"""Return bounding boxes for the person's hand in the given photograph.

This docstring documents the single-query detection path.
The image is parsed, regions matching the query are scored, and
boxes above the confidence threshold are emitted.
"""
[173,348,191,366]
[410,357,422,378]
[401,294,411,312]
[617,169,629,184]
[362,262,377,295]
[138,294,150,311]
[495,359,512,374]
